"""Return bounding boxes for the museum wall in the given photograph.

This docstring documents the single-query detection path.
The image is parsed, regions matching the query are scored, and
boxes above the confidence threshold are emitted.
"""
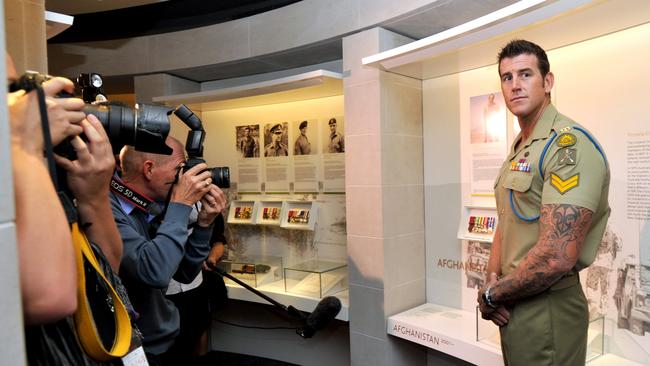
[423,21,650,364]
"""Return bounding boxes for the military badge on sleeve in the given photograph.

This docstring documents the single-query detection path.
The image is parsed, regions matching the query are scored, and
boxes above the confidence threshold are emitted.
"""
[558,148,577,166]
[557,133,577,147]
[550,173,579,194]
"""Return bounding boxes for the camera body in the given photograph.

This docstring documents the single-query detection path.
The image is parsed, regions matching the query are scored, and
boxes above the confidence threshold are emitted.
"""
[174,105,230,188]
[10,71,173,155]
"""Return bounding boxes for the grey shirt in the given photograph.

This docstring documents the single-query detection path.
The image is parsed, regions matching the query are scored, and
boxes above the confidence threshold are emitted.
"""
[109,192,211,355]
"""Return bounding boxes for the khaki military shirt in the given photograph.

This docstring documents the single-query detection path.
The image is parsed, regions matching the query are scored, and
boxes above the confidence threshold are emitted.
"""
[264,142,288,157]
[494,104,610,276]
[294,134,311,155]
[328,132,345,153]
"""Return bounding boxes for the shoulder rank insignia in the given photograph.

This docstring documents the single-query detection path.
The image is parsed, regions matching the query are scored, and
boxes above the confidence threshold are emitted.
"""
[550,173,579,194]
[557,132,577,147]
[558,148,577,166]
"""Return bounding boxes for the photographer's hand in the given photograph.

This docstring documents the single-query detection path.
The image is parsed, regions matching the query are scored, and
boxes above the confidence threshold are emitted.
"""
[42,77,86,145]
[170,163,213,206]
[196,186,227,227]
[54,114,122,271]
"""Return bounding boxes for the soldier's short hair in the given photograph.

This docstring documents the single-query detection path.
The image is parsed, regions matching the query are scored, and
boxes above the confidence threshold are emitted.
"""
[328,118,337,126]
[299,121,308,130]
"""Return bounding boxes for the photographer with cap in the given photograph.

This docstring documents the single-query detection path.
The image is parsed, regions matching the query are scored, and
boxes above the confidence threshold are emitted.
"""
[264,123,288,157]
[112,136,226,365]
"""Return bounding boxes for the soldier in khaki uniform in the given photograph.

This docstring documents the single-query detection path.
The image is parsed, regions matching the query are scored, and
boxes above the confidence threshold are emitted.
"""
[294,120,311,155]
[327,118,344,153]
[264,123,288,157]
[477,40,610,366]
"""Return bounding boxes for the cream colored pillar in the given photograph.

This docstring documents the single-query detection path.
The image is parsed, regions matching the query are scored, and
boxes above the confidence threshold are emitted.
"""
[4,0,47,74]
[343,27,427,366]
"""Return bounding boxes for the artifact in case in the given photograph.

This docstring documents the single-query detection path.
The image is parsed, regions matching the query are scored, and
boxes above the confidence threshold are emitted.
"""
[280,201,318,230]
[284,259,347,298]
[218,255,283,288]
[227,200,258,224]
[255,200,283,226]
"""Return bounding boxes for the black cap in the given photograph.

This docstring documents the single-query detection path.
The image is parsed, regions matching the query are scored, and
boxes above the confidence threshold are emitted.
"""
[328,118,337,126]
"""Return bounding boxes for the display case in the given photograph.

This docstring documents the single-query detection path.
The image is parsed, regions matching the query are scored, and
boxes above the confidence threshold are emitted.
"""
[219,255,283,288]
[255,200,283,226]
[280,201,318,230]
[284,259,348,298]
[227,200,258,224]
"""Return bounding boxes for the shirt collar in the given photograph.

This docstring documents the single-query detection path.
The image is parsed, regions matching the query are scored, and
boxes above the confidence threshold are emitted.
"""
[117,195,157,222]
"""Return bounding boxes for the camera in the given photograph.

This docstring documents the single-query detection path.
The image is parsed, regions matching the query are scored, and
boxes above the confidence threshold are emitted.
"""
[9,71,172,155]
[174,104,230,188]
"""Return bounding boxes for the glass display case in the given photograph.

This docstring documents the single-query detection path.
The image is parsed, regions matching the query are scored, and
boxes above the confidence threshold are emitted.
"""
[218,255,283,288]
[284,259,348,298]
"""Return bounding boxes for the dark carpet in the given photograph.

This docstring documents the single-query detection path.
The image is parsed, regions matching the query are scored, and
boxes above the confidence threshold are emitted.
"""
[193,350,299,366]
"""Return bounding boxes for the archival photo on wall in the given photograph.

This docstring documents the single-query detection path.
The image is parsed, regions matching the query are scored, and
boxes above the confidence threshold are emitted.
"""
[322,116,345,192]
[468,92,507,203]
[322,116,344,154]
[291,119,319,192]
[263,122,289,157]
[235,124,262,192]
[236,124,260,158]
[263,122,290,192]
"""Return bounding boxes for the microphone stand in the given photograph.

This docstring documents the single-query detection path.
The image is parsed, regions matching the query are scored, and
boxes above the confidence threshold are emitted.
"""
[214,267,305,320]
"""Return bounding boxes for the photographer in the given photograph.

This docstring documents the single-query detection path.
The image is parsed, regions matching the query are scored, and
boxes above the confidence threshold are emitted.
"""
[112,136,226,365]
[7,54,136,364]
[7,53,90,324]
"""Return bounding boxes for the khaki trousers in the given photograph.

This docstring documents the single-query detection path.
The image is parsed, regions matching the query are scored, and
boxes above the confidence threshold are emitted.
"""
[500,274,588,366]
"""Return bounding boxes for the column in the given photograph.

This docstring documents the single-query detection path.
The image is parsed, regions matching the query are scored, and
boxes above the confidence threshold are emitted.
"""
[343,27,426,366]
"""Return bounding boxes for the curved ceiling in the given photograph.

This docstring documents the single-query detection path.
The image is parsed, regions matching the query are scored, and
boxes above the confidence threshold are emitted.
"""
[47,0,302,43]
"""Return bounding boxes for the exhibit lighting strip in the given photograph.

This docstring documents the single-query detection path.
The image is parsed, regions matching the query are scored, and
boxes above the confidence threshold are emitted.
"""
[361,0,590,69]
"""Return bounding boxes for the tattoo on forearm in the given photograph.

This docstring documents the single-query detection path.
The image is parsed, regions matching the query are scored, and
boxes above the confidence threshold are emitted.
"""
[494,204,593,303]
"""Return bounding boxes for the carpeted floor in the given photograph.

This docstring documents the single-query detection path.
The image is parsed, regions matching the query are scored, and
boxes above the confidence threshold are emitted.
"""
[194,350,299,366]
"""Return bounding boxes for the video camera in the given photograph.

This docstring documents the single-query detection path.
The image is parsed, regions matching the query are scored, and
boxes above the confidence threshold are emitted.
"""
[9,71,230,188]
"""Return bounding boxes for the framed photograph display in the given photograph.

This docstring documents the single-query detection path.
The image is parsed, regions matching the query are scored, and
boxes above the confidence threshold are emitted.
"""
[227,200,258,225]
[255,201,283,226]
[280,201,318,230]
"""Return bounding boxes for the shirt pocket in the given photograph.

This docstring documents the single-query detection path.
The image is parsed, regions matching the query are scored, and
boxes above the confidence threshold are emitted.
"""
[501,172,533,193]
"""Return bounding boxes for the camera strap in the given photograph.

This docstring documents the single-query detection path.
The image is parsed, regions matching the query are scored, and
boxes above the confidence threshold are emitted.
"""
[110,176,162,216]
[35,86,133,361]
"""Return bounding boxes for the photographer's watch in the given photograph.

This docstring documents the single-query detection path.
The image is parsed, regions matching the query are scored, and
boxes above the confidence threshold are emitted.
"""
[482,286,497,309]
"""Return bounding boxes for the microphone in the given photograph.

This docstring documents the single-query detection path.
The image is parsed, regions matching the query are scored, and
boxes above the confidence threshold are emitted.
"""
[296,296,342,338]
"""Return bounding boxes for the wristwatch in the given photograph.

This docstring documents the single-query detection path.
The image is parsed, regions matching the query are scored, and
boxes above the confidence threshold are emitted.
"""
[482,286,497,309]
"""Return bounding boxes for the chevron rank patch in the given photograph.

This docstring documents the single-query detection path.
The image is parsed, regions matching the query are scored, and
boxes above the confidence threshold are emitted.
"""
[550,173,579,194]
[557,133,577,147]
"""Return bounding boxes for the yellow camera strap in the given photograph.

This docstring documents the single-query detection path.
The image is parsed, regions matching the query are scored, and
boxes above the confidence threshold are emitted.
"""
[71,222,132,361]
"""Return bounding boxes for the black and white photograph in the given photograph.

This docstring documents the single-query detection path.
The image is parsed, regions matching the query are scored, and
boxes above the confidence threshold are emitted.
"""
[323,117,345,154]
[293,120,315,155]
[263,122,289,157]
[235,124,260,158]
